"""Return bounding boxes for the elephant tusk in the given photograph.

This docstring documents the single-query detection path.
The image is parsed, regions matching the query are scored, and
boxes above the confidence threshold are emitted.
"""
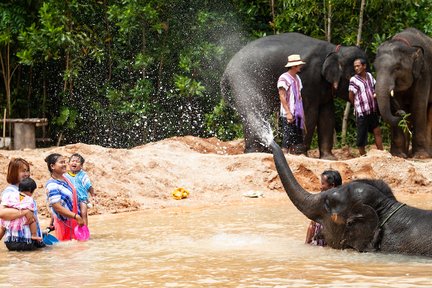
[331,213,338,223]
[333,82,338,90]
[331,213,345,224]
[390,90,394,97]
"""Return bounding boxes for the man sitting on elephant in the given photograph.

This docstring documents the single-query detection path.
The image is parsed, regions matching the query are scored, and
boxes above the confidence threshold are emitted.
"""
[277,54,307,154]
[349,58,384,156]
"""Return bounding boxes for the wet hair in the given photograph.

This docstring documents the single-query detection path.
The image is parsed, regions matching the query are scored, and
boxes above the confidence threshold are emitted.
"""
[70,153,85,164]
[6,158,30,185]
[321,170,342,187]
[45,153,62,173]
[355,57,367,65]
[19,177,37,194]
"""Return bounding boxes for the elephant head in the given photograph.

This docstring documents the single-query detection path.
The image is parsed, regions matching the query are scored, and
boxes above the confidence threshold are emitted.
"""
[269,136,432,256]
[374,40,424,126]
[270,140,385,252]
[321,46,366,99]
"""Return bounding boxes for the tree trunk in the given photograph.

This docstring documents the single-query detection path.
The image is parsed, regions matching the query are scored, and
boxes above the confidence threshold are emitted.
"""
[326,0,332,42]
[341,0,365,146]
[270,0,275,34]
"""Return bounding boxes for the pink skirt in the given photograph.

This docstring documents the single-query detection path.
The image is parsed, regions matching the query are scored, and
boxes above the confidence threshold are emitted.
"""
[54,217,78,241]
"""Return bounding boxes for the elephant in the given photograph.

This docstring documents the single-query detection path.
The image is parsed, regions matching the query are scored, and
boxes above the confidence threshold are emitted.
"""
[374,28,432,158]
[220,32,367,159]
[269,139,432,256]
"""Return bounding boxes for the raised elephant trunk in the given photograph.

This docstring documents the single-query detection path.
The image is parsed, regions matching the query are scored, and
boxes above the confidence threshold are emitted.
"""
[269,140,322,221]
[375,77,402,127]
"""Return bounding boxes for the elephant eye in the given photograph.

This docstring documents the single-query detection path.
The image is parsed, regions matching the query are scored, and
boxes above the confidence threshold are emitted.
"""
[324,199,330,212]
[393,65,402,72]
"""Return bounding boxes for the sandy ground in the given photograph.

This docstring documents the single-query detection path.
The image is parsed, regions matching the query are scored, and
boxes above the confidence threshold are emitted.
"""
[0,136,430,219]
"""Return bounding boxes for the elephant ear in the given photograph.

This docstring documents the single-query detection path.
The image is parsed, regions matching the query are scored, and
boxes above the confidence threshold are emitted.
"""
[321,52,341,86]
[412,46,424,79]
[340,204,380,252]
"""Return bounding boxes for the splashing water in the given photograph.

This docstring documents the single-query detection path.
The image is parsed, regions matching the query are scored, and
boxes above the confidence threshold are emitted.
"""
[246,112,274,148]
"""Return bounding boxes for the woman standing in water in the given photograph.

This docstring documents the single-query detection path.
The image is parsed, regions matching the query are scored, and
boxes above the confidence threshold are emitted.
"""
[0,158,44,251]
[45,153,84,241]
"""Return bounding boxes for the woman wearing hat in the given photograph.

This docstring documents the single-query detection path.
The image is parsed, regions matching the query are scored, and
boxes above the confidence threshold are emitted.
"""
[277,54,306,154]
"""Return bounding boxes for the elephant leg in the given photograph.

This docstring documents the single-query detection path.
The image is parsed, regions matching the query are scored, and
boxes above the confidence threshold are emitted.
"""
[317,102,336,160]
[242,113,271,153]
[411,104,431,159]
[390,126,408,158]
[243,123,267,153]
[303,104,318,157]
[428,104,432,156]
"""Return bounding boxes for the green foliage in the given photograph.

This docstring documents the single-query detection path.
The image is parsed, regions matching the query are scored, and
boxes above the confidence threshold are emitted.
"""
[398,113,412,138]
[53,106,77,129]
[205,99,243,141]
[1,0,432,148]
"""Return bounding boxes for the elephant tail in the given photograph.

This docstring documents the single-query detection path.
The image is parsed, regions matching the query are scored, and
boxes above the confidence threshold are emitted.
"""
[220,71,233,105]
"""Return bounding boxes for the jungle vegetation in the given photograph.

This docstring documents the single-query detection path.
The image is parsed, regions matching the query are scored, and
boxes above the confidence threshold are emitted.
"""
[0,0,431,148]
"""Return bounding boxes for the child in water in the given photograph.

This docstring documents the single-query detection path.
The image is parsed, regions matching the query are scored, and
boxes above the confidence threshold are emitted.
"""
[0,177,42,242]
[64,153,95,226]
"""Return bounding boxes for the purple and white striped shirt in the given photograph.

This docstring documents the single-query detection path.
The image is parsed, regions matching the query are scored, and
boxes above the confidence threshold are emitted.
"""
[349,72,378,117]
[277,72,305,129]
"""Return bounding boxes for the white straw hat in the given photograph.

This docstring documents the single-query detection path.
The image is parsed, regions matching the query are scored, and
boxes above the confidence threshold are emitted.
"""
[285,54,306,67]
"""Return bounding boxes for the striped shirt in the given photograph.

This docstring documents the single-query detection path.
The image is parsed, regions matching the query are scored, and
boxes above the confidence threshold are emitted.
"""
[349,72,378,117]
[46,177,79,221]
[277,72,303,117]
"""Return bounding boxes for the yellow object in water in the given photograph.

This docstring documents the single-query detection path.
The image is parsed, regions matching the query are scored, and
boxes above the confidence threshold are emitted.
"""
[172,187,189,200]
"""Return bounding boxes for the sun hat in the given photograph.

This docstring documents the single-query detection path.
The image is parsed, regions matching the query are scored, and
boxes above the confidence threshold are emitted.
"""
[285,54,306,67]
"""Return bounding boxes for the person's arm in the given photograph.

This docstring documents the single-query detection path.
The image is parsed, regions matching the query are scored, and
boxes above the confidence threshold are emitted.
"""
[88,186,95,197]
[51,202,84,225]
[0,205,35,222]
[348,90,355,105]
[279,87,293,123]
[305,221,315,244]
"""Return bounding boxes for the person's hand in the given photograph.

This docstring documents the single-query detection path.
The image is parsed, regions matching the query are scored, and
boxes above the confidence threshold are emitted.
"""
[23,210,35,225]
[75,214,85,226]
[286,113,294,123]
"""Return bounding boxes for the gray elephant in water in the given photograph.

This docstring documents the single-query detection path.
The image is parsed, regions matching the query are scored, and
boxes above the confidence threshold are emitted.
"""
[269,139,432,256]
[221,32,366,159]
[374,28,432,158]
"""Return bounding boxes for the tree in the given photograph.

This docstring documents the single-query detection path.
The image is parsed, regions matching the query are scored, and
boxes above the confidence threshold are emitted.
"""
[0,2,38,118]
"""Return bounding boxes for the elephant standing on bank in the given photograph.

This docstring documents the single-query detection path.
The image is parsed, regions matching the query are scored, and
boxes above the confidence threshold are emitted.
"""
[269,139,432,257]
[374,28,432,158]
[221,33,366,159]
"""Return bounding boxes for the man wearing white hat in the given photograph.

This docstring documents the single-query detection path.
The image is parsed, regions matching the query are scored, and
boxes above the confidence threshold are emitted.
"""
[277,54,306,154]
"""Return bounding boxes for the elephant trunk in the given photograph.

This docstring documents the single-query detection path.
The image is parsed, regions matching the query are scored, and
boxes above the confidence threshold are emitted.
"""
[375,77,401,127]
[270,140,322,221]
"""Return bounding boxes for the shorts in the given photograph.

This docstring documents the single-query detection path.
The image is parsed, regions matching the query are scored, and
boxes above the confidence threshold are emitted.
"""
[356,113,380,147]
[5,240,45,251]
[281,117,304,148]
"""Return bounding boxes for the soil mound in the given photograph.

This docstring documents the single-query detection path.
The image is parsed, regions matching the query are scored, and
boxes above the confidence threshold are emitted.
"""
[0,136,430,218]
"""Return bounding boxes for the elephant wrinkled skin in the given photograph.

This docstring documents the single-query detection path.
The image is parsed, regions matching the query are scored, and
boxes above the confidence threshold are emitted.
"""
[374,28,432,158]
[270,139,432,257]
[221,33,366,159]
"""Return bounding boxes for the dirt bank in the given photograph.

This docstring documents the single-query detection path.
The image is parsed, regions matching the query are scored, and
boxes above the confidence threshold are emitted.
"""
[0,136,430,218]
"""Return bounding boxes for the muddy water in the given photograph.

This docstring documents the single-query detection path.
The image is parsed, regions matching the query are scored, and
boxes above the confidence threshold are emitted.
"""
[0,195,431,287]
